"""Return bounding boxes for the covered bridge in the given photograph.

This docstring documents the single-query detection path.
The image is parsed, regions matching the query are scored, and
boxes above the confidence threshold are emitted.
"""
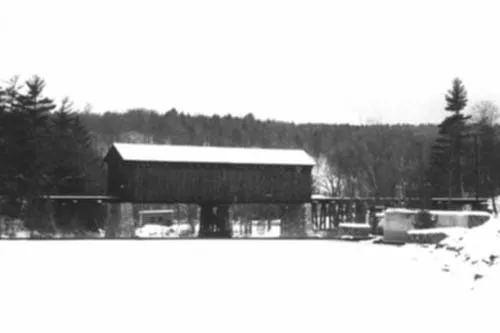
[105,143,315,204]
[104,143,315,237]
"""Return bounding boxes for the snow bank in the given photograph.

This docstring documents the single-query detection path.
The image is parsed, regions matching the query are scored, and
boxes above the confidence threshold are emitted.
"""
[409,215,500,290]
[438,217,500,262]
[314,223,371,240]
[0,230,31,239]
[407,227,468,244]
[472,260,500,296]
[384,209,491,243]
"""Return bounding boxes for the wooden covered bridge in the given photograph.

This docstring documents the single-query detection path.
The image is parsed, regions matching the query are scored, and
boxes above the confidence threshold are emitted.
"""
[103,143,316,237]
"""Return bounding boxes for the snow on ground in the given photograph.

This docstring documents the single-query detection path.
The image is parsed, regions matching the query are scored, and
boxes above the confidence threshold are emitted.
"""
[134,223,180,238]
[405,214,500,294]
[134,223,194,238]
[232,220,282,238]
[0,240,491,333]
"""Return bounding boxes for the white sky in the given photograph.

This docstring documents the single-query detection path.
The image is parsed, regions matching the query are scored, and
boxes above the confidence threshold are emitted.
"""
[2,0,500,124]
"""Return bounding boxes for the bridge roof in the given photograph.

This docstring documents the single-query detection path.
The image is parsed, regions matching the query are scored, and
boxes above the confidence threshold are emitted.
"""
[108,143,316,167]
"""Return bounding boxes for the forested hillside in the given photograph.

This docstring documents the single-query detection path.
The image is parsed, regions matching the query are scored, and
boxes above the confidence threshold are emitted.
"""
[79,78,500,203]
[3,75,500,233]
[79,108,439,199]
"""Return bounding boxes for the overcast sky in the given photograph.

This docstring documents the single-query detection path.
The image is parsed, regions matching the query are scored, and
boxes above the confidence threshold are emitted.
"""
[2,0,500,124]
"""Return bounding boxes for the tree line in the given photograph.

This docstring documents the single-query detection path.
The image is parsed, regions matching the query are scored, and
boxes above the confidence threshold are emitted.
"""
[79,108,438,199]
[75,77,500,209]
[429,78,500,212]
[0,76,104,231]
[1,75,499,232]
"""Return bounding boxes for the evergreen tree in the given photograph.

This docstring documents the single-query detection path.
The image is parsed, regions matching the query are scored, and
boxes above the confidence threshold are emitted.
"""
[15,76,57,230]
[15,76,56,195]
[0,86,7,198]
[0,84,6,152]
[72,111,107,194]
[429,78,470,198]
[50,98,86,194]
[0,77,26,216]
[445,79,468,113]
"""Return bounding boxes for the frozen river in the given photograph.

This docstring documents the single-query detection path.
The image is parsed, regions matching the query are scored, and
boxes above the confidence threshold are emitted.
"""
[0,240,495,333]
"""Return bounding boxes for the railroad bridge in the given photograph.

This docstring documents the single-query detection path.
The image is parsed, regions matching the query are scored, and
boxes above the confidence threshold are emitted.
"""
[39,143,490,238]
[309,194,490,231]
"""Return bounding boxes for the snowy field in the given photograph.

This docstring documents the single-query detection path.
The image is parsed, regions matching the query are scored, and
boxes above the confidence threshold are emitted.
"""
[0,240,496,333]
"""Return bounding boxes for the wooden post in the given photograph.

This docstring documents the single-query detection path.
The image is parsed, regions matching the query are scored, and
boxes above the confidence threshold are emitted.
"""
[311,202,318,229]
[327,202,333,229]
[333,201,340,228]
[342,201,348,223]
[320,202,327,229]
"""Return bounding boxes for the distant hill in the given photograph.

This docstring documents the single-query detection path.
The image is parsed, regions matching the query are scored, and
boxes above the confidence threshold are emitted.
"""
[80,108,439,198]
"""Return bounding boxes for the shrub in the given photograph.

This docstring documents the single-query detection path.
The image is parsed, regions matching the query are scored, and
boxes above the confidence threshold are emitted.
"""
[413,210,436,229]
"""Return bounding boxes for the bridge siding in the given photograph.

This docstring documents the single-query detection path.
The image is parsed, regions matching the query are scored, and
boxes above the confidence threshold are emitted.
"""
[106,149,313,204]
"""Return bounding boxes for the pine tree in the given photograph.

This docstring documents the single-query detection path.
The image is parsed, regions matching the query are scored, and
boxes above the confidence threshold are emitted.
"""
[73,109,107,195]
[0,86,7,198]
[429,78,470,198]
[15,76,56,195]
[445,79,468,113]
[50,98,85,194]
[15,76,57,230]
[0,77,26,216]
[0,84,6,152]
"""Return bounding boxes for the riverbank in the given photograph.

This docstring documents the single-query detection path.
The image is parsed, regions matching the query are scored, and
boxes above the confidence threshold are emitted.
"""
[0,239,480,333]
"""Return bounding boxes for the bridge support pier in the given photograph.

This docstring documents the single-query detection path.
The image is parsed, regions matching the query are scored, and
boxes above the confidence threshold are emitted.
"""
[105,202,134,238]
[198,204,232,238]
[280,203,310,238]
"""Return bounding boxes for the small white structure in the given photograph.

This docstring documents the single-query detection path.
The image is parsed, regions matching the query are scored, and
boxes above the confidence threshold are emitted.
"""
[138,209,175,227]
[383,208,492,243]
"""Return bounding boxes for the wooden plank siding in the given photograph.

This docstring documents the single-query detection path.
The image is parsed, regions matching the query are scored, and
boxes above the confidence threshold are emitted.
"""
[106,148,128,199]
[106,156,313,204]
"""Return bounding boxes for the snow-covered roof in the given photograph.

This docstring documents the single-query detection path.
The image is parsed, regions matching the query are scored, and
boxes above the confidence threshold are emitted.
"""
[108,143,315,166]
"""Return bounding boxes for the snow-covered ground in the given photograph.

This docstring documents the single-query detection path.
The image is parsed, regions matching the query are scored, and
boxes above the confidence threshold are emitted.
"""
[404,215,500,289]
[134,220,282,238]
[134,223,191,238]
[0,239,493,333]
[232,220,281,238]
[400,214,500,330]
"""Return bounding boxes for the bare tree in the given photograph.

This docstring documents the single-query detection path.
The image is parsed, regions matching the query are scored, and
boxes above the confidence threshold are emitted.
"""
[469,101,500,214]
[312,155,345,196]
[119,131,154,144]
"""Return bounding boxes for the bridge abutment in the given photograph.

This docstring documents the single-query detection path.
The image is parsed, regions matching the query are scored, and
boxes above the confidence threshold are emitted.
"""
[280,203,311,238]
[198,204,232,238]
[105,202,135,238]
